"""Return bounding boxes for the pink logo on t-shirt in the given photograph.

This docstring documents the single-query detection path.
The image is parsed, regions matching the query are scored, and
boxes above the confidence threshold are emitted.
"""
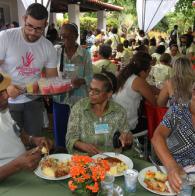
[16,52,40,76]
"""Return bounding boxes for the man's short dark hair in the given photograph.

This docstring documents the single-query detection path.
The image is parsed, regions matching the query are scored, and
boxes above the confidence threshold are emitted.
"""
[26,3,48,20]
[155,45,165,54]
[111,27,118,34]
[99,44,112,59]
[160,53,171,65]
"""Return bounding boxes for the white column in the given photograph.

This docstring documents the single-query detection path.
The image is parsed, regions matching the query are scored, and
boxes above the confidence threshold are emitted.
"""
[97,10,106,31]
[17,0,25,26]
[68,4,80,44]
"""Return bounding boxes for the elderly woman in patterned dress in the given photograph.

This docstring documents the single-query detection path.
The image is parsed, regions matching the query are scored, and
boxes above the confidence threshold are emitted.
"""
[66,71,133,156]
[152,82,195,193]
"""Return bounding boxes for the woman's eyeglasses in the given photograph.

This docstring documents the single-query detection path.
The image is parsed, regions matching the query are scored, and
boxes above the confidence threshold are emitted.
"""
[88,87,106,95]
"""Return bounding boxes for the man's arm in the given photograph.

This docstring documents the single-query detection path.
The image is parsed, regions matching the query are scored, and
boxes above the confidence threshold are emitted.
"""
[0,149,41,181]
[20,131,30,146]
[20,131,53,150]
[45,67,58,78]
[0,31,7,66]
[0,159,22,181]
[45,43,58,78]
[0,60,4,65]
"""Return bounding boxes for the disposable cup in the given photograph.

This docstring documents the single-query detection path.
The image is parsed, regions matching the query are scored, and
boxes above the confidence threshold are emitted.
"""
[124,169,138,192]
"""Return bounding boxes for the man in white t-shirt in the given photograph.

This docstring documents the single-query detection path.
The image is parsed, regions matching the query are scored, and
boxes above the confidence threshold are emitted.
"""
[0,72,53,181]
[0,3,58,136]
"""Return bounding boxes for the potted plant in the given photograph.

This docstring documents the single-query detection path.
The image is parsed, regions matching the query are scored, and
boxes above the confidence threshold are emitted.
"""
[68,155,110,195]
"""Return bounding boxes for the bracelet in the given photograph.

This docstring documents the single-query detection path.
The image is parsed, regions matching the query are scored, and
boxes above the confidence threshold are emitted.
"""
[29,135,33,145]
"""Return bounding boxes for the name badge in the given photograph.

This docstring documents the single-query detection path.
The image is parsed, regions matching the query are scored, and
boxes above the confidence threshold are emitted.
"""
[94,123,109,134]
[62,64,78,79]
[64,64,76,71]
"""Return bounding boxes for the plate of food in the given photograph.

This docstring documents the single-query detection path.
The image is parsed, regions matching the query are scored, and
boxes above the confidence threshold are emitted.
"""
[138,166,176,195]
[34,153,71,180]
[92,152,133,177]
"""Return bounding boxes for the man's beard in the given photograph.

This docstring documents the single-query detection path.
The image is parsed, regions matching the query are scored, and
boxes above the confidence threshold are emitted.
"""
[23,29,41,43]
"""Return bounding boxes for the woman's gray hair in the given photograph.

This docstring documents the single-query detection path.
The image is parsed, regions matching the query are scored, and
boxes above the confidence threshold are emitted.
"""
[171,56,195,103]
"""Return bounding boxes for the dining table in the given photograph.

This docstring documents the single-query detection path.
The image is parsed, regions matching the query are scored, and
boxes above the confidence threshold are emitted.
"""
[0,156,194,196]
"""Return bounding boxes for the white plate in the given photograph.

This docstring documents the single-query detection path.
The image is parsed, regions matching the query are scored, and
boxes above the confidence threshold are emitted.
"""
[92,152,133,177]
[34,153,72,180]
[138,166,176,195]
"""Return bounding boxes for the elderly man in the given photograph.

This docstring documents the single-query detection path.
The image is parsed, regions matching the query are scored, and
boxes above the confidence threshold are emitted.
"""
[0,72,52,181]
[0,3,58,136]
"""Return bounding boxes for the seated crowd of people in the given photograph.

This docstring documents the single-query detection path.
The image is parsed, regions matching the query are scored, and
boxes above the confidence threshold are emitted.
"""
[0,2,195,194]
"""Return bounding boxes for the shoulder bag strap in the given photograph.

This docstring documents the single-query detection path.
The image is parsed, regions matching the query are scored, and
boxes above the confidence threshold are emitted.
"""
[59,45,65,72]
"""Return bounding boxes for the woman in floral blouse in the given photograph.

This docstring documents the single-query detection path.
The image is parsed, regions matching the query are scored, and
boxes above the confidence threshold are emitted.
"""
[66,71,133,155]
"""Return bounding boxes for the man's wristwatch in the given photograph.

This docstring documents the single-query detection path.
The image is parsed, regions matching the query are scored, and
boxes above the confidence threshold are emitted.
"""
[29,135,33,145]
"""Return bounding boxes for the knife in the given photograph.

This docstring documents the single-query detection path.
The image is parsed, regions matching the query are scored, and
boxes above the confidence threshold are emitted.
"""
[149,155,165,174]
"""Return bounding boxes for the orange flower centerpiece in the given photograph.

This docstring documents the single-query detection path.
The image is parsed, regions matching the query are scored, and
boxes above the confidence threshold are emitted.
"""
[68,155,110,195]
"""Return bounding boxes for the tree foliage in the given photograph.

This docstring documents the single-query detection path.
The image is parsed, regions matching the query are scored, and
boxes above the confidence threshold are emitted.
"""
[59,0,194,33]
[101,0,137,31]
[175,0,194,13]
[175,0,195,22]
[105,0,194,32]
[105,0,136,15]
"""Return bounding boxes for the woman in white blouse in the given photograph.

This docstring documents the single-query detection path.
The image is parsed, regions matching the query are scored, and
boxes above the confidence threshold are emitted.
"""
[113,52,156,133]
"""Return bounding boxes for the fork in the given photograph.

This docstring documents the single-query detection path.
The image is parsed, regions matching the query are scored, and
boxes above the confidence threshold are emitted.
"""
[148,155,175,193]
[114,147,122,157]
[148,155,164,173]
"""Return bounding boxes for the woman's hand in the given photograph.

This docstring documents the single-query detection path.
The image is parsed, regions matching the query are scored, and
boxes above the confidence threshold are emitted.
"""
[119,132,133,147]
[71,78,85,88]
[74,141,101,156]
[167,164,185,193]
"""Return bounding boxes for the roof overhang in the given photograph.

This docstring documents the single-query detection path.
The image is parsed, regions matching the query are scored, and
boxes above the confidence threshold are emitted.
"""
[50,0,124,13]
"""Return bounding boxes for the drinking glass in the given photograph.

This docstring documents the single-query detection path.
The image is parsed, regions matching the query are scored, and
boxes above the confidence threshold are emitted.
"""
[178,173,195,196]
[101,175,115,196]
[124,169,138,193]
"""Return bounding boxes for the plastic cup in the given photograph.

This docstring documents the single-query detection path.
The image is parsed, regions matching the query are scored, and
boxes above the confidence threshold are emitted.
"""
[124,169,138,192]
[187,173,195,185]
[177,173,195,196]
[101,175,115,196]
[26,82,33,93]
